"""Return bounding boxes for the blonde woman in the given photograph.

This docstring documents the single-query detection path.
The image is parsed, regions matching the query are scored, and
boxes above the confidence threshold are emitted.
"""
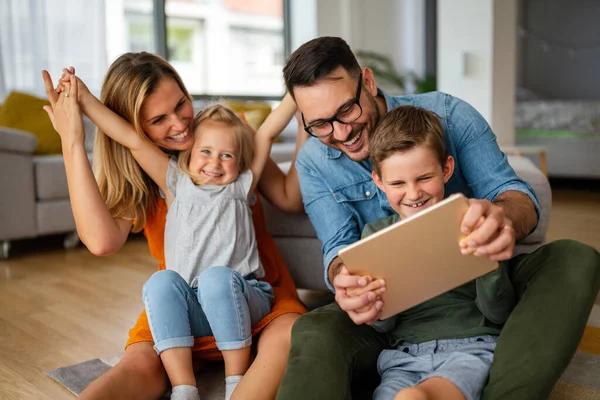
[42,52,308,400]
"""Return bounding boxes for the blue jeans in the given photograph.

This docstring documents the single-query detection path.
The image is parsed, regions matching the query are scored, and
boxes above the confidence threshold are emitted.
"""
[374,335,498,400]
[142,267,274,354]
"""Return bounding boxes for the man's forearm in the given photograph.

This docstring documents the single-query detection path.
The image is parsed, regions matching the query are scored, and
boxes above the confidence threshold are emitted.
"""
[493,190,537,240]
[328,257,344,287]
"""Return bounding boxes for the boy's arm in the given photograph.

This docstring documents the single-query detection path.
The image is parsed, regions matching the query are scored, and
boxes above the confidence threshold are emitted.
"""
[249,93,296,191]
[79,83,171,199]
[475,263,516,325]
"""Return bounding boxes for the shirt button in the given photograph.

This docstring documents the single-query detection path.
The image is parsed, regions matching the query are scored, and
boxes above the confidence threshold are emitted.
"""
[365,191,371,197]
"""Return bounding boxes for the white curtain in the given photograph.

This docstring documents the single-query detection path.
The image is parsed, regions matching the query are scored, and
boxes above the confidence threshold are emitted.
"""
[0,0,107,102]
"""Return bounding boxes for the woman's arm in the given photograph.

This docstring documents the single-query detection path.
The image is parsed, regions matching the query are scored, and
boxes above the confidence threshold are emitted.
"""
[43,71,132,255]
[61,71,171,200]
[258,113,309,213]
[249,93,297,192]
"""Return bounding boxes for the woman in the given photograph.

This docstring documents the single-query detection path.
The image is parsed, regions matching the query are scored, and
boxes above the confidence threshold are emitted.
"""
[42,52,308,400]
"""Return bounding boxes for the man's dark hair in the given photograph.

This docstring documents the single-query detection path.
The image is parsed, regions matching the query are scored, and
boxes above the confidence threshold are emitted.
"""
[283,36,362,99]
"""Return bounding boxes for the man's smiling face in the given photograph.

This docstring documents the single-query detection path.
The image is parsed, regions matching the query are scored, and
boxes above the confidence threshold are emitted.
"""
[293,67,382,162]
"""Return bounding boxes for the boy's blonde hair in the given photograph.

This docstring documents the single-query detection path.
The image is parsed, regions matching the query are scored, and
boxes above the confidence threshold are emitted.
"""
[178,104,254,183]
[370,105,447,177]
[93,52,191,232]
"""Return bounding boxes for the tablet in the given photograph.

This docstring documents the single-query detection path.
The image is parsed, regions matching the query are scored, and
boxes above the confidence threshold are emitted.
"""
[338,193,498,319]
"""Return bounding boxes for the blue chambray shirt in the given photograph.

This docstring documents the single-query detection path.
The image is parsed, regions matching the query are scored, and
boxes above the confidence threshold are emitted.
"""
[296,90,540,292]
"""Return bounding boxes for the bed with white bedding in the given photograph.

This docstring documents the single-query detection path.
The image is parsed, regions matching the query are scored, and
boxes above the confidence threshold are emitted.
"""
[515,99,600,179]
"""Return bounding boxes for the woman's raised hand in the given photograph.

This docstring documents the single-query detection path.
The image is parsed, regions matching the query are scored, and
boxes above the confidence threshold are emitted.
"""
[56,66,92,106]
[42,72,86,149]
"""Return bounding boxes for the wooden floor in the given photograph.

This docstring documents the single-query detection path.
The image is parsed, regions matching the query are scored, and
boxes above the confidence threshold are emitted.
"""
[0,186,599,399]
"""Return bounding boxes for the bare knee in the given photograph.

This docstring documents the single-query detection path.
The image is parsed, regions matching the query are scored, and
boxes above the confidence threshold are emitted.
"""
[394,387,430,400]
[120,344,168,388]
[257,313,300,352]
[79,343,168,400]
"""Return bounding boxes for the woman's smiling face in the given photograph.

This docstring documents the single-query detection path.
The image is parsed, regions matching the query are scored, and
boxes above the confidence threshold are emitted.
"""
[139,77,195,151]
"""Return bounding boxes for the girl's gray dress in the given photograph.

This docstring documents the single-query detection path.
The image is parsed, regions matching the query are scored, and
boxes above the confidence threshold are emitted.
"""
[163,158,264,287]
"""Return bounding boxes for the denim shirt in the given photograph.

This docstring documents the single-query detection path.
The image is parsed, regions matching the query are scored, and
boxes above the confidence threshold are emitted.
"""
[295,90,540,292]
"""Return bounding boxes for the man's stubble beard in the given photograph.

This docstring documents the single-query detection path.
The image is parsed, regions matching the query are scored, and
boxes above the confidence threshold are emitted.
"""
[325,91,382,162]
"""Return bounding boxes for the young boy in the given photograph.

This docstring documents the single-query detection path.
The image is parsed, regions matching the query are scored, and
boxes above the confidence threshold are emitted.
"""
[364,106,516,400]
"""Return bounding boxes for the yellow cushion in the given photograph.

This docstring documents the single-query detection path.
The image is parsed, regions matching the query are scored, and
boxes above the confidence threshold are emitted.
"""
[221,100,272,132]
[0,91,62,155]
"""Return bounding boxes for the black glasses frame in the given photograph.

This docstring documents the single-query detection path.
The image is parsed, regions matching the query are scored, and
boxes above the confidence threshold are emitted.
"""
[301,72,363,138]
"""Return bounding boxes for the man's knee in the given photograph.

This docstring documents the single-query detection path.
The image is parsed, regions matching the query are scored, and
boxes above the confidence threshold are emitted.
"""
[545,239,600,283]
[290,303,359,354]
[292,304,348,336]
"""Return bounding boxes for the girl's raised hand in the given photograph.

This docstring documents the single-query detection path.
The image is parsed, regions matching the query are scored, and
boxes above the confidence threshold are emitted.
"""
[56,66,92,105]
[42,72,86,149]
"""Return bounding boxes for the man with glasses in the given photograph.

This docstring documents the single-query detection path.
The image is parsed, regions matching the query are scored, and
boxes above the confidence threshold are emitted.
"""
[276,36,600,400]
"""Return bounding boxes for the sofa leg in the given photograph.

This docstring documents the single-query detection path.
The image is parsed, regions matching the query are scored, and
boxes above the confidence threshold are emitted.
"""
[1,241,10,259]
[64,231,80,250]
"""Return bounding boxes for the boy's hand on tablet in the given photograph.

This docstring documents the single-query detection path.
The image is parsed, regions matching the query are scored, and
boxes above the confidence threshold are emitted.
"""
[460,199,516,261]
[334,266,385,325]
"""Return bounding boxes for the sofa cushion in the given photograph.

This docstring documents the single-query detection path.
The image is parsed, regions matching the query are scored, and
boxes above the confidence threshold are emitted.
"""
[36,200,76,235]
[33,153,92,200]
[506,155,551,249]
[0,91,61,155]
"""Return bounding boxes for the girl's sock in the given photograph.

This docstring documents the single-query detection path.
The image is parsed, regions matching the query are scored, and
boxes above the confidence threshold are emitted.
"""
[170,384,200,400]
[225,375,243,400]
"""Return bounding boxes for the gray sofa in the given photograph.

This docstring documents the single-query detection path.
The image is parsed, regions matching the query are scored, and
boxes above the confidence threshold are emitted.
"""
[0,120,96,258]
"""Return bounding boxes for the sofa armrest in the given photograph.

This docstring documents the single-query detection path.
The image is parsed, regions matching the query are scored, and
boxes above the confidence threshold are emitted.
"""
[0,126,37,154]
[0,146,37,241]
[506,155,552,255]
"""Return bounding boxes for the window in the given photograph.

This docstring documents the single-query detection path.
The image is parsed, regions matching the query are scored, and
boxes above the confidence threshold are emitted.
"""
[108,0,286,97]
[0,0,286,101]
[165,0,286,97]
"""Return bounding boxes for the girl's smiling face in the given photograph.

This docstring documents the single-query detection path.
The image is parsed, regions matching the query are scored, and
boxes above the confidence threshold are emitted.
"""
[188,120,240,185]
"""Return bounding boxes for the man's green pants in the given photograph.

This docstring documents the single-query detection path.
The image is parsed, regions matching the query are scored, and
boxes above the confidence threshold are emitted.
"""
[276,240,600,400]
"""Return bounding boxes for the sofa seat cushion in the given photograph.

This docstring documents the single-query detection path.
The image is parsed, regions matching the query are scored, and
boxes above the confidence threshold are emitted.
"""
[33,153,92,200]
[36,200,76,235]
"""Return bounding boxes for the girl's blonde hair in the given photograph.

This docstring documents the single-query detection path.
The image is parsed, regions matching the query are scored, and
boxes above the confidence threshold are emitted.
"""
[178,104,254,184]
[93,52,191,232]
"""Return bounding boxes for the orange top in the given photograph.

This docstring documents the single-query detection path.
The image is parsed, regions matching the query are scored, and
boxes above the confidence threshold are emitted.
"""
[126,193,307,360]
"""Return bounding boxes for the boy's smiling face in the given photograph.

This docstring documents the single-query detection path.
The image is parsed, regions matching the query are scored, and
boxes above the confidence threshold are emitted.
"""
[372,145,454,220]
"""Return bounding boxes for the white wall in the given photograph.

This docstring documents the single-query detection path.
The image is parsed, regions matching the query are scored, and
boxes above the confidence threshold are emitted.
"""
[437,0,517,146]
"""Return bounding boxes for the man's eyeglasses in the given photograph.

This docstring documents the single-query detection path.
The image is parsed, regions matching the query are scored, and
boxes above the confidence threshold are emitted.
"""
[301,72,363,138]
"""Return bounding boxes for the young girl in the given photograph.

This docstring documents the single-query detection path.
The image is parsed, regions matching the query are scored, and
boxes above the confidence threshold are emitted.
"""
[56,73,297,400]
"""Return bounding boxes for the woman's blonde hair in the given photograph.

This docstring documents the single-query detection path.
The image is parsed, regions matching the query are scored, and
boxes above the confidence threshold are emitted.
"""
[93,52,191,232]
[178,104,254,184]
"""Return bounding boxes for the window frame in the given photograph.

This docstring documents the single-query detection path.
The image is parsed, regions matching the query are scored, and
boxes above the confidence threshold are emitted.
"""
[152,0,291,100]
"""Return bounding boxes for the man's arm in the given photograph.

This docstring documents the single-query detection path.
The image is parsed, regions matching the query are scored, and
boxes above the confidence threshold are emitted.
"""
[493,190,537,240]
[328,256,345,285]
[296,145,362,290]
[447,96,540,260]
[296,145,384,324]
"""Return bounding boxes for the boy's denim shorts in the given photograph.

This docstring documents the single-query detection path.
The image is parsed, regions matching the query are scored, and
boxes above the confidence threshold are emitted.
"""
[373,335,498,400]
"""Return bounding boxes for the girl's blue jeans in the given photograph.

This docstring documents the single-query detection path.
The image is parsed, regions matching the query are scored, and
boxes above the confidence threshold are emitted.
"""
[142,267,274,354]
